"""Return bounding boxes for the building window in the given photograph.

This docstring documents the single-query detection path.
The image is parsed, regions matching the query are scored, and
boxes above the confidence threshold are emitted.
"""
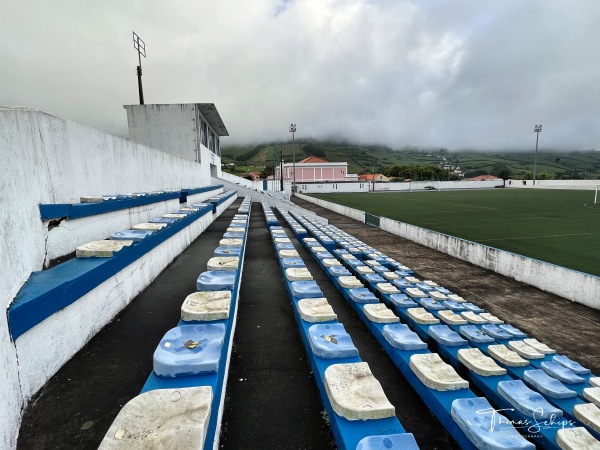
[201,121,208,147]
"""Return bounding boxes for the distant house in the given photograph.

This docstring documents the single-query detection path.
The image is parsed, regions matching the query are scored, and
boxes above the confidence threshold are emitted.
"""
[358,173,390,182]
[469,174,501,181]
[274,156,358,182]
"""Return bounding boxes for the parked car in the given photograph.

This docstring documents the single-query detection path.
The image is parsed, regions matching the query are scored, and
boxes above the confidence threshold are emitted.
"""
[424,186,437,190]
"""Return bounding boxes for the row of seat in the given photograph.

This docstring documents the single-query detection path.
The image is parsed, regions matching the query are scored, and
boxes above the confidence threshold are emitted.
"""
[97,197,252,449]
[267,207,420,450]
[283,211,600,450]
[40,185,225,220]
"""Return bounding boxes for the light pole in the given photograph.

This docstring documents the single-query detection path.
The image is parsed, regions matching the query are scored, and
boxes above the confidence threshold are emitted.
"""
[533,124,542,185]
[132,31,146,104]
[289,124,296,194]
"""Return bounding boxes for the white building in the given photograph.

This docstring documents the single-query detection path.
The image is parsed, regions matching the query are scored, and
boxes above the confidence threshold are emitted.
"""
[124,103,228,180]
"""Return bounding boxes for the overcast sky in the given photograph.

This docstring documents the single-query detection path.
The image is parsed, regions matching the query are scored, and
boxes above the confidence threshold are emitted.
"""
[2,0,600,150]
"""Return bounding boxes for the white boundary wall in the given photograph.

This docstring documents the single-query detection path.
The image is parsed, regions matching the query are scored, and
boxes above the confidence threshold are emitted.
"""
[0,106,214,448]
[296,194,600,310]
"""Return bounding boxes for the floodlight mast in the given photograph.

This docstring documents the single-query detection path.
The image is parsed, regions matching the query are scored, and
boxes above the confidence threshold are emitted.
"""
[289,124,297,194]
[133,31,146,105]
[533,124,542,185]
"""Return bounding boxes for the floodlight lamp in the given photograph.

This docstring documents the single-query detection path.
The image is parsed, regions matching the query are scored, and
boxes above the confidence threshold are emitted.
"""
[534,125,542,133]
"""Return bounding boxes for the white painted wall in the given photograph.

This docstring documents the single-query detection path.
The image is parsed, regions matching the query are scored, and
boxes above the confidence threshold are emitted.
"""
[295,193,365,222]
[45,199,181,263]
[297,194,600,310]
[508,179,600,190]
[296,182,370,194]
[0,106,217,448]
[293,179,501,194]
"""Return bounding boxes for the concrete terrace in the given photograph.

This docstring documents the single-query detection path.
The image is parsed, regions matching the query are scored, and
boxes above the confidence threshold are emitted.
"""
[16,195,600,449]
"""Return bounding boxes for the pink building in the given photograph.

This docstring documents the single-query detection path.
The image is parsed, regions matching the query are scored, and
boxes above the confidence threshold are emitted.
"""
[274,156,356,182]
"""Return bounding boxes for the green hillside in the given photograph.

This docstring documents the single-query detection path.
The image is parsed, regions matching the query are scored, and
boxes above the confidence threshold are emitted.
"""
[221,140,600,180]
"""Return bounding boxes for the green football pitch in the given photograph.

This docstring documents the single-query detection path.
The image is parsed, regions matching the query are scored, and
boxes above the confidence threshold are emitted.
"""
[312,189,600,276]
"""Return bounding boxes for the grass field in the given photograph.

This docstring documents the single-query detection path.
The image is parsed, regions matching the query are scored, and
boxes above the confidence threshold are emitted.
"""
[312,189,600,276]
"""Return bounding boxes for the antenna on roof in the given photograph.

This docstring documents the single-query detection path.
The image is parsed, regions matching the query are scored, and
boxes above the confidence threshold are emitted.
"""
[132,31,146,104]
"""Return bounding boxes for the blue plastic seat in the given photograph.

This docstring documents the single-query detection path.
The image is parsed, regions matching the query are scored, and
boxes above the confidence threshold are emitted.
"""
[444,300,466,311]
[415,282,434,292]
[460,325,495,344]
[497,380,563,419]
[383,324,427,351]
[553,355,591,375]
[110,229,153,242]
[365,274,386,284]
[499,324,527,338]
[372,265,388,274]
[276,243,295,250]
[356,433,419,450]
[451,397,535,450]
[420,298,446,311]
[429,325,468,347]
[223,232,244,239]
[395,270,413,277]
[281,258,306,269]
[462,302,484,313]
[291,281,323,299]
[214,247,242,257]
[149,217,178,224]
[346,259,364,268]
[482,324,513,340]
[327,266,351,277]
[307,323,359,359]
[348,288,378,304]
[153,324,226,378]
[315,252,333,259]
[196,271,236,291]
[175,210,194,215]
[540,361,585,384]
[524,369,577,399]
[435,287,451,295]
[388,294,418,308]
[392,279,413,289]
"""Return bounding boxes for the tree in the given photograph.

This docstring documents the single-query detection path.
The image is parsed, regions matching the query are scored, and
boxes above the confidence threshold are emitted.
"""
[498,168,512,187]
[259,165,274,180]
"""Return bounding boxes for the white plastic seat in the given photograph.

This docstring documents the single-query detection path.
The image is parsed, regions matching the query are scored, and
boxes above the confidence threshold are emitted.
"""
[592,377,600,388]
[523,338,555,354]
[338,276,362,289]
[574,403,600,434]
[556,427,600,450]
[508,341,544,359]
[447,294,466,303]
[405,288,427,299]
[376,283,400,295]
[480,313,503,324]
[297,298,337,322]
[322,259,342,267]
[405,276,420,284]
[363,304,399,323]
[98,386,212,449]
[227,227,245,233]
[488,344,530,367]
[219,238,242,248]
[279,249,300,258]
[76,240,133,258]
[162,213,187,218]
[438,310,467,325]
[207,257,239,271]
[410,353,469,391]
[324,362,395,421]
[274,237,291,243]
[382,272,399,280]
[460,311,487,324]
[312,246,327,253]
[285,267,313,281]
[584,388,600,408]
[428,291,447,301]
[407,308,440,325]
[181,291,231,321]
[457,348,507,376]
[133,222,167,232]
[355,266,374,274]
